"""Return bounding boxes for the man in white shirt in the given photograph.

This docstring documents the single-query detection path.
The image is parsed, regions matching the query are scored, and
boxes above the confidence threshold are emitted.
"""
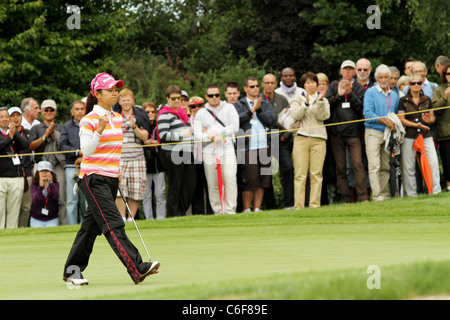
[194,84,239,214]
[20,97,41,130]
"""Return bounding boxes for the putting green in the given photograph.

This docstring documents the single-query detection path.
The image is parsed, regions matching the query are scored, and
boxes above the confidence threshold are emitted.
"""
[1,193,450,300]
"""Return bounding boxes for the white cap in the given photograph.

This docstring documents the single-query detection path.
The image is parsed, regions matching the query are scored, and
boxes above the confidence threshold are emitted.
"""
[41,99,57,110]
[340,60,356,69]
[37,161,53,172]
[8,107,22,116]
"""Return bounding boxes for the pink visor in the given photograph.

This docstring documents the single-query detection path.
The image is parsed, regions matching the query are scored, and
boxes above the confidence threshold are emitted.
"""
[90,72,124,95]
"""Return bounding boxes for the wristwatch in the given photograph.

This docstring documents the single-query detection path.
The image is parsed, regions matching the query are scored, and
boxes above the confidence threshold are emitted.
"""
[42,135,46,141]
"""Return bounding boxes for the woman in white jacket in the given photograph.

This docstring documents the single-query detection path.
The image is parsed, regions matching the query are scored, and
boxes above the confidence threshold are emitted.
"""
[290,72,330,209]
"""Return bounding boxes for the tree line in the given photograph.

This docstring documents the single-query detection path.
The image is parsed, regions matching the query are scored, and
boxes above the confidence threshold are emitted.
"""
[1,0,447,122]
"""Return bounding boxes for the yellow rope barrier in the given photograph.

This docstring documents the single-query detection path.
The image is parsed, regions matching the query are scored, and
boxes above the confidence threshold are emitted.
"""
[0,105,449,158]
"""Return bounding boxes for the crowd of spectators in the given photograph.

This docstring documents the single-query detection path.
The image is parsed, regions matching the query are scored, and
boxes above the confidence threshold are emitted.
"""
[0,55,449,228]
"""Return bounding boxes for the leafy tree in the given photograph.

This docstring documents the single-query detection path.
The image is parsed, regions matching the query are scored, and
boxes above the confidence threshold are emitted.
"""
[300,0,447,81]
[0,0,137,120]
[229,0,330,77]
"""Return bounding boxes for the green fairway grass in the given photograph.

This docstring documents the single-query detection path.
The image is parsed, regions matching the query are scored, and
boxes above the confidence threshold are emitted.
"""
[1,192,450,300]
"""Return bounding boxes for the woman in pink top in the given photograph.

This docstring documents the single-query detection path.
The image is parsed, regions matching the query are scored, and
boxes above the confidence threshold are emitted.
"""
[63,73,160,286]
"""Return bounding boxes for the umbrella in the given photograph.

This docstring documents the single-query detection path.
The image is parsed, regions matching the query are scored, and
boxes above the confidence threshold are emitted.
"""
[214,140,225,215]
[388,131,400,197]
[388,131,402,197]
[412,134,433,194]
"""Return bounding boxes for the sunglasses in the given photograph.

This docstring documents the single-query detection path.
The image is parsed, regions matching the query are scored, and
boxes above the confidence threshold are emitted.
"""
[357,68,369,72]
[410,82,423,86]
[248,85,259,89]
[43,108,56,112]
[169,96,182,101]
[190,104,204,109]
[207,94,221,98]
[446,72,450,75]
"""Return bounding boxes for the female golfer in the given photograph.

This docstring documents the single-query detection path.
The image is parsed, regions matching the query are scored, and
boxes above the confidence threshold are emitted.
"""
[63,73,160,285]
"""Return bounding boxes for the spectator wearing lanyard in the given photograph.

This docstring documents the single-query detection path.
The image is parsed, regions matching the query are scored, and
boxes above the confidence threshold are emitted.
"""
[8,107,34,227]
[234,77,275,213]
[193,85,240,215]
[363,64,400,202]
[355,58,375,90]
[0,107,28,229]
[59,100,87,225]
[30,161,60,228]
[326,60,369,203]
[260,73,292,210]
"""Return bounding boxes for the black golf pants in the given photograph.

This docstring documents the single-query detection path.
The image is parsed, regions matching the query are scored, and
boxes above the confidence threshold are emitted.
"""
[63,174,151,283]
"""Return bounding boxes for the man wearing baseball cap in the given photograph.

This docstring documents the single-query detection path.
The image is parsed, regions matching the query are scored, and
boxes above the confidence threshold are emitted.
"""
[9,107,34,227]
[325,60,369,203]
[28,99,67,225]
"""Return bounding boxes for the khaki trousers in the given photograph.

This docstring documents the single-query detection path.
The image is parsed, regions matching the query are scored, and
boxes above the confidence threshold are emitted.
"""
[203,151,238,214]
[365,128,390,201]
[0,177,24,229]
[293,135,326,209]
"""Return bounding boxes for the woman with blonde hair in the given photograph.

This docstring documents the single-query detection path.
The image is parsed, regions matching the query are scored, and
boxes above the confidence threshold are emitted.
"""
[112,88,152,221]
[398,73,441,196]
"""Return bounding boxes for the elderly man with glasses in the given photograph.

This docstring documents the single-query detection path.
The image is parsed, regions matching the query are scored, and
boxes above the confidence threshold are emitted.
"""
[355,58,374,90]
[29,99,67,224]
[402,61,439,99]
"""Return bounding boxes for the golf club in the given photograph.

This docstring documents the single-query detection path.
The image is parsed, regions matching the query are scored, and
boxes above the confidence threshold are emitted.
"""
[117,184,152,261]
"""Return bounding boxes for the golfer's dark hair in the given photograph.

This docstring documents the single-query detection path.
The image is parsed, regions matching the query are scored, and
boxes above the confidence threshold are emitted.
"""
[85,92,98,114]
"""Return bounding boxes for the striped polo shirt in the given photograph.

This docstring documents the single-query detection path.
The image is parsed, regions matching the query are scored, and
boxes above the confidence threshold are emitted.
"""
[79,105,123,178]
[157,111,193,152]
[121,114,144,161]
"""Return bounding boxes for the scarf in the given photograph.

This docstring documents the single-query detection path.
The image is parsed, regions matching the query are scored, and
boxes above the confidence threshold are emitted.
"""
[280,81,298,97]
[156,105,189,142]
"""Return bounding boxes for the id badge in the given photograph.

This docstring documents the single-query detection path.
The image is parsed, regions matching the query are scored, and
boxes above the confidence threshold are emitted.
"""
[9,152,20,165]
[342,102,350,109]
[250,119,258,125]
[41,208,49,216]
